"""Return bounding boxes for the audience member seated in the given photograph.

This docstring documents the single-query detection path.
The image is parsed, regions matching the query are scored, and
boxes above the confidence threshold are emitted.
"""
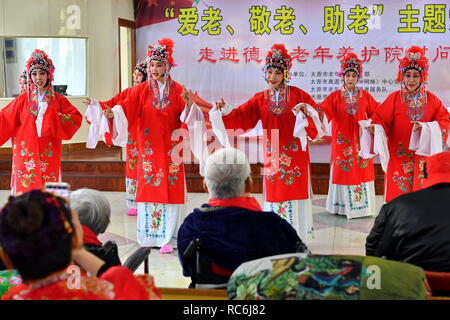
[0,190,160,300]
[366,151,450,272]
[227,253,429,300]
[177,148,306,287]
[70,188,121,267]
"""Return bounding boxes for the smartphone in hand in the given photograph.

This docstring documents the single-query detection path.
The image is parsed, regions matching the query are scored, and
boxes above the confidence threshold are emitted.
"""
[44,182,71,201]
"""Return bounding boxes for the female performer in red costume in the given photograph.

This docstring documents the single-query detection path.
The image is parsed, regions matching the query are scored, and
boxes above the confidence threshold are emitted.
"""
[319,53,379,218]
[210,44,325,243]
[0,49,82,194]
[369,46,449,202]
[86,59,148,216]
[86,38,207,253]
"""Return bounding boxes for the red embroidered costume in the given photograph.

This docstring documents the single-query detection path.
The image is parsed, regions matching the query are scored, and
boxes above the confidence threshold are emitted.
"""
[371,46,449,202]
[0,49,81,194]
[319,53,379,218]
[210,44,325,243]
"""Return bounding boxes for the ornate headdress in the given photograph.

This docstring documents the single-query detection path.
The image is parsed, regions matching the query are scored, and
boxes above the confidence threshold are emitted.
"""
[25,49,55,86]
[147,38,176,68]
[338,53,363,77]
[397,46,429,105]
[19,69,27,81]
[18,70,28,94]
[135,59,148,82]
[397,46,428,83]
[264,44,292,83]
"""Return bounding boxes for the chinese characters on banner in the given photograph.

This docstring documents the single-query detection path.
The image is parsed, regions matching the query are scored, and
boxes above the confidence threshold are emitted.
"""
[136,0,450,161]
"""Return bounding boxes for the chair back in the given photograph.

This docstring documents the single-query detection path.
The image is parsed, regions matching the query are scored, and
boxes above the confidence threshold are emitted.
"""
[84,241,121,267]
[425,271,450,299]
[123,247,151,274]
[183,238,231,289]
[228,254,429,300]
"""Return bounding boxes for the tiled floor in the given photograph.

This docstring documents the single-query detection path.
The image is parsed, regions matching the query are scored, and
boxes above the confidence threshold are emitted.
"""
[0,190,384,289]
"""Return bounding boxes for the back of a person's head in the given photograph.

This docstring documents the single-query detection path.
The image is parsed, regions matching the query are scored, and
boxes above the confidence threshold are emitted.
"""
[70,188,111,235]
[204,148,251,199]
[0,190,74,281]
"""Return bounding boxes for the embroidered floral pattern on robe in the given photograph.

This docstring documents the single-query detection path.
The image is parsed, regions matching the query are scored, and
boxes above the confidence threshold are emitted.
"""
[393,142,414,192]
[18,141,37,188]
[150,204,162,229]
[127,135,139,170]
[266,138,302,185]
[168,162,180,185]
[264,86,289,116]
[417,157,426,188]
[149,77,172,111]
[341,86,362,116]
[29,88,53,116]
[336,132,354,172]
[60,113,76,127]
[403,90,426,121]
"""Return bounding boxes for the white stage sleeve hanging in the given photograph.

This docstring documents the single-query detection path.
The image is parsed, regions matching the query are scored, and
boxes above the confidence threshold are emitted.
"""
[110,105,128,147]
[209,103,232,148]
[292,103,326,151]
[409,121,443,157]
[373,124,389,172]
[305,104,325,141]
[358,119,375,159]
[292,106,309,151]
[182,103,209,176]
[85,99,103,149]
[85,99,128,148]
[321,113,332,137]
[357,120,389,172]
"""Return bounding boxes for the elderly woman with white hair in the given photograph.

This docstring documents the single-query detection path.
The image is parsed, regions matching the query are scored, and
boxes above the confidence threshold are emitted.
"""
[70,188,121,267]
[177,148,305,286]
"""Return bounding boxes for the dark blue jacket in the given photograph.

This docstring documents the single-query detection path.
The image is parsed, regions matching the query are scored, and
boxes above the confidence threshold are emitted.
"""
[177,204,303,277]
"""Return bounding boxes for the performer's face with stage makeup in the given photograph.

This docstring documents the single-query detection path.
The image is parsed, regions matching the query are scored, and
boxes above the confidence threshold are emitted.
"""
[133,69,144,86]
[344,71,358,91]
[403,69,421,93]
[19,77,27,94]
[265,68,284,91]
[30,69,48,91]
[148,60,167,82]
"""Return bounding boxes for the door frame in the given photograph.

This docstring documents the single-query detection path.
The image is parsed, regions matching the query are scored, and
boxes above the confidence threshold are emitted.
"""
[118,18,136,92]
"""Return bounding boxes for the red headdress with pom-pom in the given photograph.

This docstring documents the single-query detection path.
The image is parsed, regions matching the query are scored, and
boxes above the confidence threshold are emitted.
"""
[397,46,429,112]
[25,49,55,86]
[396,46,428,83]
[338,53,363,78]
[147,38,176,68]
[264,44,292,83]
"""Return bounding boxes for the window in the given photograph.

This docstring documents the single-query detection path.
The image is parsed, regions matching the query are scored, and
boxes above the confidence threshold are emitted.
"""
[0,37,87,97]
